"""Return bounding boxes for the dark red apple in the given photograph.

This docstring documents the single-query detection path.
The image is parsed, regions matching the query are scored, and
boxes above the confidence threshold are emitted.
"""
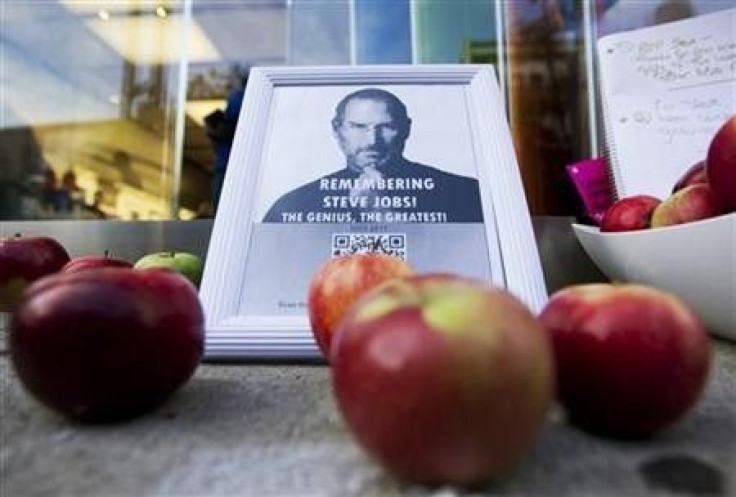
[308,254,413,359]
[62,250,133,273]
[0,234,70,312]
[9,267,204,422]
[672,160,707,193]
[706,115,736,212]
[540,283,712,439]
[600,195,661,232]
[651,183,724,228]
[331,274,555,485]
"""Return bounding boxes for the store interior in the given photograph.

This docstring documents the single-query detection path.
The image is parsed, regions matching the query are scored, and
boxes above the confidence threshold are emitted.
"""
[1,0,725,221]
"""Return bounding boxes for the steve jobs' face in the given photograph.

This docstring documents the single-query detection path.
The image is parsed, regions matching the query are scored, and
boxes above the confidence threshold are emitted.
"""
[332,97,409,172]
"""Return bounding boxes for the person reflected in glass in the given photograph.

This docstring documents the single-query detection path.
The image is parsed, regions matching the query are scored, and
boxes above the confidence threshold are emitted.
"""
[40,168,73,217]
[262,88,483,224]
[207,75,247,212]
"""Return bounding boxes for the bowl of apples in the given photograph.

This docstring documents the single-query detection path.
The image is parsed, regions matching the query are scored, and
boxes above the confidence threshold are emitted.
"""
[573,116,736,342]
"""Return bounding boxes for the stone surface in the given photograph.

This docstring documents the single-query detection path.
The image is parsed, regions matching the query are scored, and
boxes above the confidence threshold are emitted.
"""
[2,325,734,496]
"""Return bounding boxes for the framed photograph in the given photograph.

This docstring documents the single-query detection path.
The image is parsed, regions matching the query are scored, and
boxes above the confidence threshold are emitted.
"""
[201,65,547,360]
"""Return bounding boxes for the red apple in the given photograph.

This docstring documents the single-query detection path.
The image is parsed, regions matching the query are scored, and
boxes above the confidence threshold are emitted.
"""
[9,267,204,422]
[539,283,712,439]
[600,195,661,232]
[672,160,707,193]
[706,115,736,212]
[62,250,133,273]
[308,254,413,359]
[331,274,555,485]
[0,234,70,312]
[651,183,724,228]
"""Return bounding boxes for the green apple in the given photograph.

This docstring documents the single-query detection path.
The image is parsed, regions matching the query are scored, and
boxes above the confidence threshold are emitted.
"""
[134,251,204,288]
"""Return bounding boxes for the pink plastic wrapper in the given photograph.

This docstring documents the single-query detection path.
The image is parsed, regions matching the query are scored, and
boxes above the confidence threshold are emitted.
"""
[566,158,615,226]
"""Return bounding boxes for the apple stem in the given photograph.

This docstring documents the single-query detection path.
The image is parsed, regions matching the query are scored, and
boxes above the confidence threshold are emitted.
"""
[14,233,21,238]
[103,249,109,259]
[170,251,175,257]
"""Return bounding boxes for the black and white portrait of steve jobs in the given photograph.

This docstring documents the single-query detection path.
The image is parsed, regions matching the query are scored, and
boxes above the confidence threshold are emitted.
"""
[261,87,484,224]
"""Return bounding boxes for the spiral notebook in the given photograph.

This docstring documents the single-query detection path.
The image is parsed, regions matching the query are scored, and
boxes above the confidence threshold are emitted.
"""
[597,8,736,200]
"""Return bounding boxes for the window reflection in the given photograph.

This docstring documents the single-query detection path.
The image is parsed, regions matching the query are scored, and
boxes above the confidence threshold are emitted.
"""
[595,0,726,37]
[0,116,47,220]
[504,0,730,216]
[2,1,191,220]
[506,0,589,216]
[1,0,729,222]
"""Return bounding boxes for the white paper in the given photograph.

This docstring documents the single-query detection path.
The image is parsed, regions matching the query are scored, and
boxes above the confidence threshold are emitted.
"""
[598,8,736,199]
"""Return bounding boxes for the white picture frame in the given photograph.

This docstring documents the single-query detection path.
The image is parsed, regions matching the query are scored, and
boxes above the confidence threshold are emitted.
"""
[200,65,547,360]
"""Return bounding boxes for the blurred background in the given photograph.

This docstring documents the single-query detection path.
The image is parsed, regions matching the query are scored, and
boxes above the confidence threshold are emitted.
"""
[1,0,729,221]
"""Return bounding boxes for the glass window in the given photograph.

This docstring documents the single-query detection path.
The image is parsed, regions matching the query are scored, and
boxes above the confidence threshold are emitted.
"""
[2,1,196,220]
[355,0,412,64]
[505,0,591,216]
[414,0,497,64]
[595,0,729,37]
[4,0,726,222]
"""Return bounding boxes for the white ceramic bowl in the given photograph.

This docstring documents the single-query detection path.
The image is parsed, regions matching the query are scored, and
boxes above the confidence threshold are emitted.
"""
[572,212,735,342]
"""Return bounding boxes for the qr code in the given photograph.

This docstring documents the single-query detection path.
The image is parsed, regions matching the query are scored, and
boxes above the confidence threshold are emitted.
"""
[332,233,407,260]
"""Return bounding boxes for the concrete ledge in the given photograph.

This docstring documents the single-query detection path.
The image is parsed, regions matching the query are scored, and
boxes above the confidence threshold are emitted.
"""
[2,340,734,496]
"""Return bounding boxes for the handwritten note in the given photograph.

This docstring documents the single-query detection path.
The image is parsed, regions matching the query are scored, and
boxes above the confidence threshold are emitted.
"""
[617,94,733,145]
[609,35,736,86]
[598,9,736,199]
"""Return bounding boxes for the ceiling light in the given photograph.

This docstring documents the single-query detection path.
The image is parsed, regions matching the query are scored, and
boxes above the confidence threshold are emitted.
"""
[155,6,168,18]
[87,14,221,64]
[61,1,177,15]
[97,10,110,21]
